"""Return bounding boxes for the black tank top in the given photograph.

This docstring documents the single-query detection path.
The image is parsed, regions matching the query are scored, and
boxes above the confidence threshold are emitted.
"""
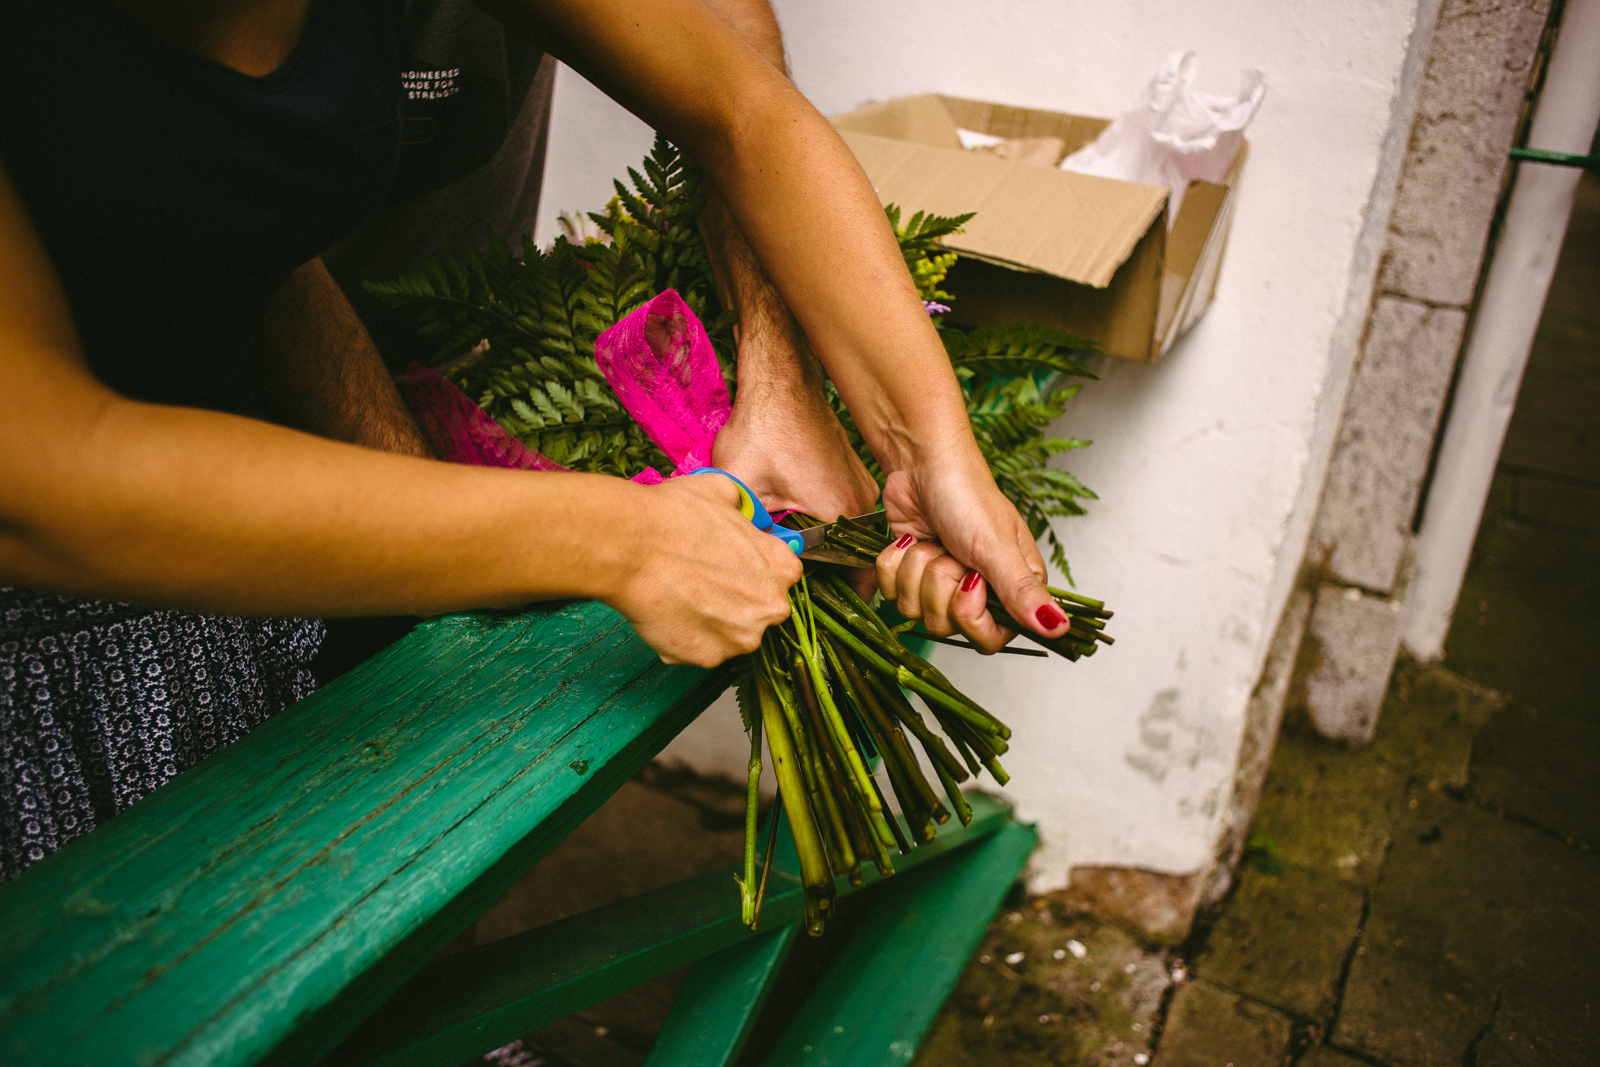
[0,0,403,414]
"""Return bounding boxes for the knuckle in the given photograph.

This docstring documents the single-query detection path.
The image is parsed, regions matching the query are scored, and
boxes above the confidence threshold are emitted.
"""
[1002,571,1043,605]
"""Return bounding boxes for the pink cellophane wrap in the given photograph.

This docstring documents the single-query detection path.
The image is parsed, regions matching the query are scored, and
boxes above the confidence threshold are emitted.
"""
[400,361,571,472]
[595,290,731,478]
[398,289,729,484]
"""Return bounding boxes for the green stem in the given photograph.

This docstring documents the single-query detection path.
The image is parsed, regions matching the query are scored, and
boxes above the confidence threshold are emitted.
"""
[894,663,1011,745]
[815,633,899,873]
[986,596,1097,659]
[866,786,906,865]
[763,637,834,834]
[791,589,881,813]
[754,660,833,931]
[740,675,763,927]
[942,720,982,777]
[1046,585,1108,613]
[829,637,942,841]
[981,753,1010,786]
[815,576,1009,738]
[810,605,1008,743]
[865,670,968,788]
[752,789,782,930]
[792,650,869,885]
[769,640,853,878]
[929,752,974,827]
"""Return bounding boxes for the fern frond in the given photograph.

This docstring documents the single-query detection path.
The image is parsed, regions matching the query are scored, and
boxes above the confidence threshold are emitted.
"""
[368,146,1104,580]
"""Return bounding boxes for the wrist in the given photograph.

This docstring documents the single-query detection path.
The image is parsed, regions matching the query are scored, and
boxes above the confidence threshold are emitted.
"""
[526,474,650,607]
[869,400,981,477]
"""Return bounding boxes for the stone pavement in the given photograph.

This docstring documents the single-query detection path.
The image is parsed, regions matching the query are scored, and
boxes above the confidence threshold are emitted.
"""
[913,651,1598,1067]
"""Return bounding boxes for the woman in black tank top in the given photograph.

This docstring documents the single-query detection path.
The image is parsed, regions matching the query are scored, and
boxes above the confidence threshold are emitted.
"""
[1,0,406,880]
[0,0,1074,883]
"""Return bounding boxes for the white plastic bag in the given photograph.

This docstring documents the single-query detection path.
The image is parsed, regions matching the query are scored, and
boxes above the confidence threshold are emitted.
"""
[1060,51,1265,226]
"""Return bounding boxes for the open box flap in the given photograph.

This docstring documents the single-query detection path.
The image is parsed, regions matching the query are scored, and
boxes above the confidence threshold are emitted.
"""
[832,93,965,149]
[837,129,1168,290]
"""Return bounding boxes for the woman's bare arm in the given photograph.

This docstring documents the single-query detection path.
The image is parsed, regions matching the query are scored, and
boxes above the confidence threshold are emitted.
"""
[479,0,1069,647]
[0,161,798,666]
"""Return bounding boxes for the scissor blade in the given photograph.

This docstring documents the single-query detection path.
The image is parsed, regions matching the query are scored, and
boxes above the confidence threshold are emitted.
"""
[796,510,887,564]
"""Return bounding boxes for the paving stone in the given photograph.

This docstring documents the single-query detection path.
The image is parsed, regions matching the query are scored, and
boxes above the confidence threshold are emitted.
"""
[1249,731,1396,890]
[1332,789,1600,1066]
[1150,979,1291,1067]
[1292,1047,1366,1067]
[1192,864,1365,1023]
[1446,472,1600,850]
[912,906,1169,1067]
[1251,659,1492,888]
[1498,172,1600,484]
[1304,584,1404,744]
[1447,471,1600,723]
[1369,659,1498,790]
[1509,468,1600,532]
[1378,0,1551,306]
[1311,298,1467,592]
[1470,703,1600,850]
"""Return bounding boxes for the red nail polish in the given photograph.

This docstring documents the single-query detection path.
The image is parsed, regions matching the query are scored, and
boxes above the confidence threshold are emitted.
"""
[893,533,915,550]
[1036,603,1068,631]
[960,571,982,593]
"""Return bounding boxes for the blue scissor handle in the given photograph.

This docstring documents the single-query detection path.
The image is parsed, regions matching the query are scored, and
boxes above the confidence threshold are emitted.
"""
[687,466,805,554]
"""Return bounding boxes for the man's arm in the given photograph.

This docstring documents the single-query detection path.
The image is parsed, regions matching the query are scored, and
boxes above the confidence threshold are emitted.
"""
[694,0,879,523]
[261,256,434,458]
[699,0,785,73]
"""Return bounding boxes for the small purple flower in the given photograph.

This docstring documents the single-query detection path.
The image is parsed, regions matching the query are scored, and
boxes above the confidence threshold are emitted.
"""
[923,301,951,315]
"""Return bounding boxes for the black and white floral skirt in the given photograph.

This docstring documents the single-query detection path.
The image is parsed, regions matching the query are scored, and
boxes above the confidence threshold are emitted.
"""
[0,589,323,882]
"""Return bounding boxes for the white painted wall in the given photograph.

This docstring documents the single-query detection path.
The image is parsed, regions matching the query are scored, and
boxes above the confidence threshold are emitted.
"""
[538,0,1435,889]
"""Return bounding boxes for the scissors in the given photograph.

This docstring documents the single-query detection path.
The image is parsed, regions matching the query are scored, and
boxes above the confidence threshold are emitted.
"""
[689,467,886,565]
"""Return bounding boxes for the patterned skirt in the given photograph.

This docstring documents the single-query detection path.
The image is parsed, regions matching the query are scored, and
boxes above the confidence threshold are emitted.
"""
[0,589,323,882]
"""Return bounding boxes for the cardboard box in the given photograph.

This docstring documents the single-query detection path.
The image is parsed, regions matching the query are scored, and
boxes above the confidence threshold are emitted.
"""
[832,94,1247,361]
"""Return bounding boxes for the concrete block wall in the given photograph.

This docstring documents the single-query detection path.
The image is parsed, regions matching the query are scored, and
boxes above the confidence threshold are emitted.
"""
[1301,0,1552,744]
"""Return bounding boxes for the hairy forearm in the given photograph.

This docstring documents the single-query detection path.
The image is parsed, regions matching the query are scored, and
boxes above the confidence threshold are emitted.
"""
[491,0,975,476]
[704,97,974,474]
[262,256,433,458]
[698,0,785,73]
[690,0,805,398]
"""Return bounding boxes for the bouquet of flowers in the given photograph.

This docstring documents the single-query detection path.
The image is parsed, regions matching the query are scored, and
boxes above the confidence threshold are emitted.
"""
[369,139,1115,933]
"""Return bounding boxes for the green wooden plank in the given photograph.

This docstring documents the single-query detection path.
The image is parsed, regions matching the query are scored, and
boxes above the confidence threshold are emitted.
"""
[322,794,1015,1067]
[0,603,728,1067]
[760,820,1037,1067]
[642,924,800,1067]
[640,806,800,1067]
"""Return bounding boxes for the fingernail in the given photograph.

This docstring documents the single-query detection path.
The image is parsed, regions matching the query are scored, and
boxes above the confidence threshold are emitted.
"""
[893,533,915,550]
[1036,603,1068,631]
[960,571,982,593]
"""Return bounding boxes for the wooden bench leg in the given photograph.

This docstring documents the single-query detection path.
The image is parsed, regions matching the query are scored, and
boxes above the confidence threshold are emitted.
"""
[758,821,1037,1067]
[642,923,801,1067]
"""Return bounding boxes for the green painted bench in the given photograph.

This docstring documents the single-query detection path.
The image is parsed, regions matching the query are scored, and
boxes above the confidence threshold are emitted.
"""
[0,601,1035,1067]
